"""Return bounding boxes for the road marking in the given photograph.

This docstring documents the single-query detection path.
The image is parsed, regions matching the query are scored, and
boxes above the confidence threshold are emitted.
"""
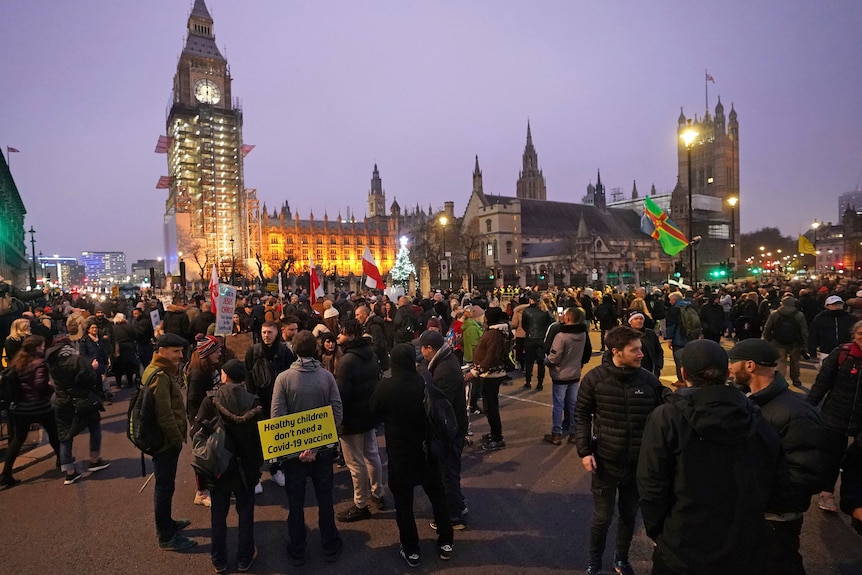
[499,393,552,407]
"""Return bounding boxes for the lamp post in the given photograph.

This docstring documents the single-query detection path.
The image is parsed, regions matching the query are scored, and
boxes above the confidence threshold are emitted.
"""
[811,219,821,274]
[680,120,699,288]
[439,216,448,289]
[727,196,738,280]
[229,236,235,286]
[27,226,37,289]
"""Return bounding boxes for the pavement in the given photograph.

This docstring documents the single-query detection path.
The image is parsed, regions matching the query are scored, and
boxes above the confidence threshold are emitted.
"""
[2,330,862,575]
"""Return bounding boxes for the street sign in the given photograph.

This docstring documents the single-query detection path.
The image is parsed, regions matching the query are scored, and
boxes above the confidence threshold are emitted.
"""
[441,259,449,281]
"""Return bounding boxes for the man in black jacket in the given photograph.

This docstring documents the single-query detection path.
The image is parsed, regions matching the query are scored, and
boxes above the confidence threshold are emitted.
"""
[637,339,786,575]
[335,319,386,522]
[728,339,838,575]
[575,326,666,575]
[244,321,296,491]
[521,291,553,390]
[393,296,417,344]
[809,295,853,365]
[370,343,454,567]
[418,329,468,529]
[355,305,390,373]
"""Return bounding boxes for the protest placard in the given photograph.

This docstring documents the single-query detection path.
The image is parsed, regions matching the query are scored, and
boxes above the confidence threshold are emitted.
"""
[258,406,339,461]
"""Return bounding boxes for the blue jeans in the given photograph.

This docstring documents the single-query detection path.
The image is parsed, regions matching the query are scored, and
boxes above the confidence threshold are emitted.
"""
[211,483,255,566]
[282,449,341,556]
[152,446,181,542]
[551,380,578,435]
[58,416,102,473]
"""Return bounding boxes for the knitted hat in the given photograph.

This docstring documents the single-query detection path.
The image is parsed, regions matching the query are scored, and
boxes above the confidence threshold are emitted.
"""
[324,307,339,319]
[221,359,247,383]
[195,334,221,358]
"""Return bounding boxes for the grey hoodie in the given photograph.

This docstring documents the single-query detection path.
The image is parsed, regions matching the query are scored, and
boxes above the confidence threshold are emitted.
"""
[271,357,343,426]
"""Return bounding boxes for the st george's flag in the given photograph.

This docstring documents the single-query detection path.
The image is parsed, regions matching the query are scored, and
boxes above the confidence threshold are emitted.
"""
[798,235,816,255]
[362,247,384,289]
[640,197,689,256]
[209,264,219,314]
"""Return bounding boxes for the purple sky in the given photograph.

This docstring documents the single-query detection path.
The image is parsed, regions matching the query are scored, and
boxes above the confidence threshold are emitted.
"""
[3,1,861,267]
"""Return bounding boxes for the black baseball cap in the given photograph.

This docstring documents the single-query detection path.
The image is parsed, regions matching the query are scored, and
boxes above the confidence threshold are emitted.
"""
[727,339,780,367]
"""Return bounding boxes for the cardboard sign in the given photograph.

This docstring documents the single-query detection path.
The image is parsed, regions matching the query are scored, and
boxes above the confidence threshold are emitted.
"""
[266,282,279,294]
[214,284,237,335]
[149,309,161,329]
[258,406,339,461]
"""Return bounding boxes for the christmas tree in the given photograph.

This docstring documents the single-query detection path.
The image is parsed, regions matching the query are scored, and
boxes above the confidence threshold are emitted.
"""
[390,237,416,289]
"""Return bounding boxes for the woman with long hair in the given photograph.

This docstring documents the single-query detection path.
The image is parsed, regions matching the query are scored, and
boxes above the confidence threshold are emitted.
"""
[0,335,60,487]
[4,318,32,364]
[319,331,340,374]
[186,334,223,508]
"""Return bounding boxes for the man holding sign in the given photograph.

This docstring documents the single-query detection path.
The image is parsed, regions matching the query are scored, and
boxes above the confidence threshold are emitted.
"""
[270,330,344,566]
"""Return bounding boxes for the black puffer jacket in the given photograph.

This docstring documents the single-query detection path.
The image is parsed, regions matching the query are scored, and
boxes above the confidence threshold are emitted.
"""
[749,373,842,512]
[808,343,862,436]
[421,343,468,436]
[808,309,854,356]
[335,338,380,435]
[574,351,667,476]
[637,384,785,575]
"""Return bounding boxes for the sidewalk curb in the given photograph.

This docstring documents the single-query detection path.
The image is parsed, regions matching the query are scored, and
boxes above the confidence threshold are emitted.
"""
[11,443,55,474]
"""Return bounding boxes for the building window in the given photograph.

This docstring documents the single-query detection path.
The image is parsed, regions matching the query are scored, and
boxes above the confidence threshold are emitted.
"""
[706,165,714,184]
[286,237,294,245]
[487,244,493,257]
[302,249,309,260]
[486,219,492,233]
[343,238,350,245]
[316,249,323,260]
[708,224,730,240]
[329,237,336,244]
[301,236,308,245]
[369,237,375,246]
[506,241,512,254]
[330,250,336,260]
[316,237,323,245]
[270,236,279,245]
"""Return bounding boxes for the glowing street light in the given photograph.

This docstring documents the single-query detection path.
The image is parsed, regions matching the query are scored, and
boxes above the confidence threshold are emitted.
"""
[681,120,699,285]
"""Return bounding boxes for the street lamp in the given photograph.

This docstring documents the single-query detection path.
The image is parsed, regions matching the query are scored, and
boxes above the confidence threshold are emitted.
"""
[230,236,235,286]
[680,120,699,287]
[811,219,821,273]
[439,216,448,288]
[727,196,738,280]
[27,226,37,289]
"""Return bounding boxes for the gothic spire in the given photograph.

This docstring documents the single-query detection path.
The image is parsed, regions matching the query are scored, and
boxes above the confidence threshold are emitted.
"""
[473,155,481,177]
[526,119,533,147]
[191,0,213,21]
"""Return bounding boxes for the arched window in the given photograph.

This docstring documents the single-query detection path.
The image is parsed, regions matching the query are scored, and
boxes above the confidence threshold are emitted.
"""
[506,241,512,254]
[486,219,492,233]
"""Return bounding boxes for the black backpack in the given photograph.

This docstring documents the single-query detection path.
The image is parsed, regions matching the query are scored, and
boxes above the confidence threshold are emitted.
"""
[190,410,237,484]
[127,368,166,458]
[0,367,21,407]
[771,313,800,345]
[423,379,459,456]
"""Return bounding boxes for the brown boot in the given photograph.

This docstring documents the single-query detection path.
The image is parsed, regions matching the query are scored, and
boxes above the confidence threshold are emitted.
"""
[543,433,562,446]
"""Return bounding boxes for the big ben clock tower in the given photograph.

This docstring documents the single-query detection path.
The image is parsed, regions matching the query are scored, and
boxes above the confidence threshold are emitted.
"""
[162,0,244,278]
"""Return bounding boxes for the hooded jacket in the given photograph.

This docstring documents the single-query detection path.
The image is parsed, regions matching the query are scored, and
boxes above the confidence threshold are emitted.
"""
[162,304,190,342]
[45,341,101,441]
[574,351,666,476]
[421,343,468,436]
[142,352,187,451]
[271,357,343,425]
[665,299,695,348]
[471,322,511,379]
[370,343,430,484]
[545,322,591,382]
[193,382,264,492]
[637,384,785,575]
[334,337,380,435]
[762,298,808,347]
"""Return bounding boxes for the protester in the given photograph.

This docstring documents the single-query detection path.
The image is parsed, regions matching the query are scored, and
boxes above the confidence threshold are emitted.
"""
[468,306,512,450]
[542,307,591,445]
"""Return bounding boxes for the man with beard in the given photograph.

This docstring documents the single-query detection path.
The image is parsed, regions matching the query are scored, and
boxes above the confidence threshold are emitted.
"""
[575,326,666,575]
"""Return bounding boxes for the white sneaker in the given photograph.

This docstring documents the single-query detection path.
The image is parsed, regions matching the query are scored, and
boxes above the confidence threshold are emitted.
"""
[254,481,263,495]
[271,470,285,487]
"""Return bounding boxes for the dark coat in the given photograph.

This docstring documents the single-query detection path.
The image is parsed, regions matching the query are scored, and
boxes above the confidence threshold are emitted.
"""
[362,315,390,372]
[393,305,417,343]
[574,352,667,477]
[749,373,842,512]
[808,309,854,356]
[9,356,53,415]
[639,328,664,378]
[244,341,296,412]
[808,343,862,436]
[637,385,785,575]
[189,310,216,339]
[522,303,554,344]
[192,383,264,493]
[370,344,432,486]
[335,338,380,435]
[420,344,468,436]
[699,301,725,342]
[162,304,191,342]
[186,365,220,424]
[46,342,101,442]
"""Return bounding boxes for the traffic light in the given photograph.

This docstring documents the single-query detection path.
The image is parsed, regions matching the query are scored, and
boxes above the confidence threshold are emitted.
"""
[488,268,495,280]
[673,262,682,278]
[708,266,727,279]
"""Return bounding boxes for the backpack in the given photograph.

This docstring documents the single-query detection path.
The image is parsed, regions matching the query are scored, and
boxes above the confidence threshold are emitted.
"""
[500,330,517,372]
[423,379,459,455]
[250,344,275,391]
[771,313,800,345]
[0,367,21,406]
[190,411,236,484]
[127,368,166,456]
[679,305,702,340]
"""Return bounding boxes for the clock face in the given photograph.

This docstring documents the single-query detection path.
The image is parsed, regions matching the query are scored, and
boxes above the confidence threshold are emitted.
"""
[193,78,221,104]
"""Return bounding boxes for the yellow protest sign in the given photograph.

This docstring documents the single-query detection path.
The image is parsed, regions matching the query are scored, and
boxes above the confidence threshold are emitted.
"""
[266,282,279,293]
[258,406,339,461]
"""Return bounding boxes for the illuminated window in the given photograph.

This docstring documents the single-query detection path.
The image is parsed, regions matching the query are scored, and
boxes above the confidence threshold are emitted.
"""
[708,224,730,239]
[487,244,493,256]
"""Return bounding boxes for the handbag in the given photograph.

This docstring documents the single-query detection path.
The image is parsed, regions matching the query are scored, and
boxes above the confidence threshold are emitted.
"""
[74,391,105,415]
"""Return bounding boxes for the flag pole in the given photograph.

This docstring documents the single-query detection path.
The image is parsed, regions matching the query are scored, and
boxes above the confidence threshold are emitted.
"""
[704,69,708,113]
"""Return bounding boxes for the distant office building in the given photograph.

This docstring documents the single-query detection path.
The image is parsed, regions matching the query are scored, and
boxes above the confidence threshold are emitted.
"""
[39,256,86,289]
[838,190,862,219]
[80,251,126,281]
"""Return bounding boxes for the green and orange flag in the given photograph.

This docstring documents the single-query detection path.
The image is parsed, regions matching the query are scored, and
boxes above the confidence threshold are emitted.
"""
[640,197,689,256]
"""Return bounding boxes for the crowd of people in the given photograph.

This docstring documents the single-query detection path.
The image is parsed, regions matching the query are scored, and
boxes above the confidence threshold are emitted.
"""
[1,273,862,573]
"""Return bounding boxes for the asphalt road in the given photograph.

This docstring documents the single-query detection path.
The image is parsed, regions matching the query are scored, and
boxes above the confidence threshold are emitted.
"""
[3,330,862,575]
